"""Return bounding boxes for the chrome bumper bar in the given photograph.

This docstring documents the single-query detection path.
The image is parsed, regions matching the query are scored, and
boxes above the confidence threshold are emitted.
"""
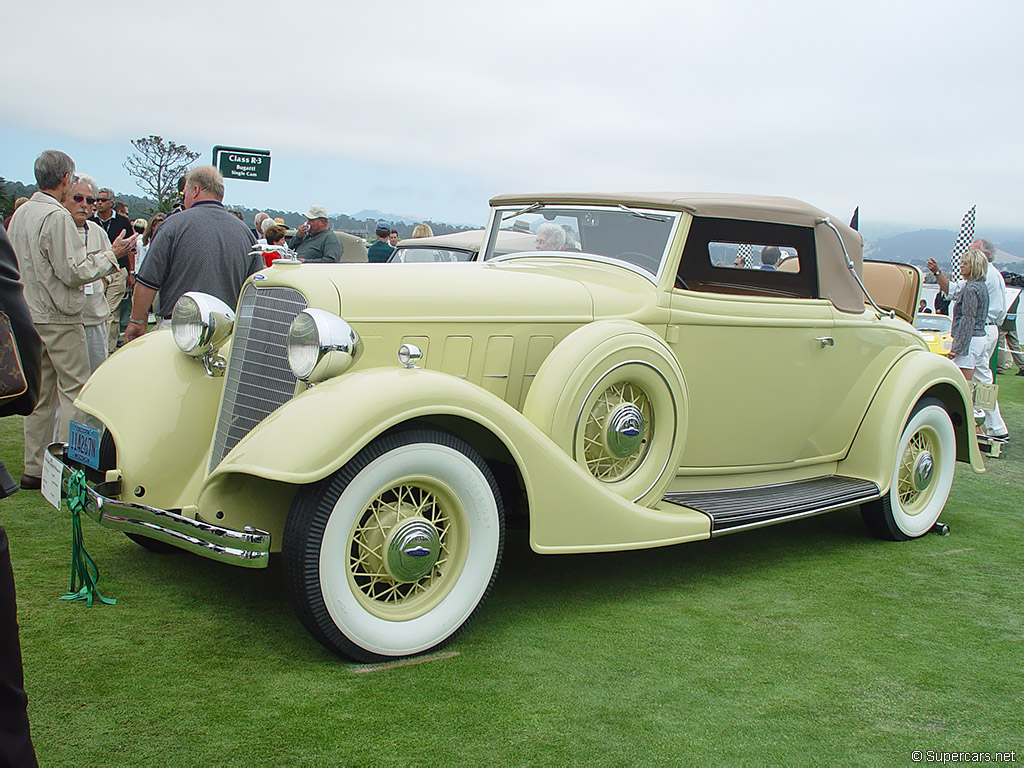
[46,443,271,568]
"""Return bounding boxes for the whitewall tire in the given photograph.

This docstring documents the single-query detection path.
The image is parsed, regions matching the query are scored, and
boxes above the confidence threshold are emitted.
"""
[862,398,956,541]
[283,428,504,662]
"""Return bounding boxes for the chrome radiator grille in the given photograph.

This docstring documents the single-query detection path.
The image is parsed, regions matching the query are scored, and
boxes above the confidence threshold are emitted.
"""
[209,284,307,471]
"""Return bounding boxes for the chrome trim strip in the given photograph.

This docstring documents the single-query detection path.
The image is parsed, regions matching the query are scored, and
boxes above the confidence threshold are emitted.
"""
[818,216,894,319]
[47,444,270,568]
[490,251,658,284]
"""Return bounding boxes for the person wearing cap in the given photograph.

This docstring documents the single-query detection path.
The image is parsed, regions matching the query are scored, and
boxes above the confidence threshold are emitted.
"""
[289,205,343,263]
[367,221,395,263]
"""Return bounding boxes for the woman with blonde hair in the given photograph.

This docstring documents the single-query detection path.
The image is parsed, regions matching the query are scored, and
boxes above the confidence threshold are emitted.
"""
[948,249,990,381]
[136,212,167,273]
[411,223,433,238]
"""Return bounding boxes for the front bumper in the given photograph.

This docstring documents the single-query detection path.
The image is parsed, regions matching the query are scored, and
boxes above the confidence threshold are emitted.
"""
[45,443,271,568]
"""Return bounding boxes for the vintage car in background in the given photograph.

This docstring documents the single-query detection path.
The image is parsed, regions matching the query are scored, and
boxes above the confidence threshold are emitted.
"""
[914,313,954,356]
[282,228,369,263]
[46,192,984,663]
[388,229,534,263]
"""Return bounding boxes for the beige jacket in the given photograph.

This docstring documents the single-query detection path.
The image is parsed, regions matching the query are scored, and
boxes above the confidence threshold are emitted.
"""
[80,221,113,327]
[7,191,118,324]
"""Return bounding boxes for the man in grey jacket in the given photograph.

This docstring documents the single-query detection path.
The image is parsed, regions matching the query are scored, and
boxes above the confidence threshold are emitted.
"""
[6,150,136,488]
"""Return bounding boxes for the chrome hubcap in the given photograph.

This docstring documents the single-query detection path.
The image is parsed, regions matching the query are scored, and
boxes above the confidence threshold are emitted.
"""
[606,404,645,458]
[913,452,934,492]
[384,518,440,582]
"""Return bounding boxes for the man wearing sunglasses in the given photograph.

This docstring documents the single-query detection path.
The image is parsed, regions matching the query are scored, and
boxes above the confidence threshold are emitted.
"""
[90,188,134,351]
[6,150,136,489]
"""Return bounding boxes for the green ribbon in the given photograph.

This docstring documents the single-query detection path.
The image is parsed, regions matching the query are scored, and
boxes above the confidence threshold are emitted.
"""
[60,469,115,606]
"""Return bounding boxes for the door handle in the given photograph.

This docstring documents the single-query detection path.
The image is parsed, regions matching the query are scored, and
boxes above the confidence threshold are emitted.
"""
[815,337,835,348]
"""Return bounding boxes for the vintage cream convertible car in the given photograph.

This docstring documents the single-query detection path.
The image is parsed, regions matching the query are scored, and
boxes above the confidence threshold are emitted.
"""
[46,193,985,662]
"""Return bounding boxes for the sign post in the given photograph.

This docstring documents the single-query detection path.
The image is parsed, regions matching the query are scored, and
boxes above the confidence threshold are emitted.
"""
[212,145,271,182]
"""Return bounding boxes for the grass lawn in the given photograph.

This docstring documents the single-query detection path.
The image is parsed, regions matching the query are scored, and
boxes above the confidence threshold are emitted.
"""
[2,375,1022,766]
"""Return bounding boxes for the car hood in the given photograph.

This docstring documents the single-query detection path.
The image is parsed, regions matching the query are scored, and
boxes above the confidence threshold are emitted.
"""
[277,260,655,323]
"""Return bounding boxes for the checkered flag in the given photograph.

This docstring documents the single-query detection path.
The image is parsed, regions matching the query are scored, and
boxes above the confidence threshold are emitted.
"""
[949,205,976,276]
[737,243,753,268]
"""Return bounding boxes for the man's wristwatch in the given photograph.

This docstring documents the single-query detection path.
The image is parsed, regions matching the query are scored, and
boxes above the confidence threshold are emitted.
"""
[127,317,146,326]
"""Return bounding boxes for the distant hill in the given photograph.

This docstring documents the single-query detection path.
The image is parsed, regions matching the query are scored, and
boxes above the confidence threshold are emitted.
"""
[866,228,1023,270]
[351,209,421,226]
[0,178,473,239]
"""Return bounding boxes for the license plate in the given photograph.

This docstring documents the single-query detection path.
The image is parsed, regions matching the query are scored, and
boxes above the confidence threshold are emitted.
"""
[68,420,101,469]
[41,449,63,510]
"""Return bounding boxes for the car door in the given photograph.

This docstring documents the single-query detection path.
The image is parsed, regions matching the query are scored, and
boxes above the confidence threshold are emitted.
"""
[666,217,859,469]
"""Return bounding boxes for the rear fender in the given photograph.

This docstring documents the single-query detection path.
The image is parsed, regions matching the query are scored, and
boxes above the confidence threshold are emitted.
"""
[839,350,983,491]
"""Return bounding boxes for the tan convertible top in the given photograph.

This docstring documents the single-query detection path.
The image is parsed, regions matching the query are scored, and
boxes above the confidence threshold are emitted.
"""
[489,193,866,313]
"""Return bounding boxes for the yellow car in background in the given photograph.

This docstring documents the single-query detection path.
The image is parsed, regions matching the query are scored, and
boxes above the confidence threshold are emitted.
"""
[914,313,953,356]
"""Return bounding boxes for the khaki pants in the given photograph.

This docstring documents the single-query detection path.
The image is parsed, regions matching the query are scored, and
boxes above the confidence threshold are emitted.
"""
[105,267,128,353]
[23,323,90,477]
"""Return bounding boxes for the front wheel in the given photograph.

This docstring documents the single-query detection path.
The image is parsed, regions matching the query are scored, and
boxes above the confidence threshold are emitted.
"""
[283,428,504,662]
[861,397,956,541]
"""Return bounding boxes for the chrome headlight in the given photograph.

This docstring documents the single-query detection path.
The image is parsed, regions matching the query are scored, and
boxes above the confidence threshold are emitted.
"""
[287,309,363,383]
[171,292,235,357]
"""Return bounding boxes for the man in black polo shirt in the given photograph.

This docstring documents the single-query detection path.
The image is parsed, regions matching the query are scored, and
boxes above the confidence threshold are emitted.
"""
[90,188,135,350]
[125,166,260,342]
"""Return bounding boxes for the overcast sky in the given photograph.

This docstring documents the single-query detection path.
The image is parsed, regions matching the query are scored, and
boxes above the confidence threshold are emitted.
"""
[2,0,1022,231]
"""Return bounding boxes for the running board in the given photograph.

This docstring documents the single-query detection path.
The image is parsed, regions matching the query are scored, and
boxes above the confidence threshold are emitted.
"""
[663,475,881,535]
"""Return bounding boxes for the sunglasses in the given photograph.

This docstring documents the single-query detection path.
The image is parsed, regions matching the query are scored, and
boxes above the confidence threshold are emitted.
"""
[72,195,97,205]
[96,198,110,203]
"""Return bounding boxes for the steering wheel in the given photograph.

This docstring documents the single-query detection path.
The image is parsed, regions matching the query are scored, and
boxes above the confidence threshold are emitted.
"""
[614,251,662,273]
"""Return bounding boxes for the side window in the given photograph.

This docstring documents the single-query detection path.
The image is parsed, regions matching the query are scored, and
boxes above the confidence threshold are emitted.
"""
[710,243,800,272]
[679,218,818,299]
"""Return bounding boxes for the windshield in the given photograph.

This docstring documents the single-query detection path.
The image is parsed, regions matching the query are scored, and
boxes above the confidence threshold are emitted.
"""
[390,246,474,263]
[481,204,680,278]
[914,314,951,333]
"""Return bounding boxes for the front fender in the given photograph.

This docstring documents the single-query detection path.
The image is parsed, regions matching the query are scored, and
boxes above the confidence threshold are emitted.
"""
[76,329,225,510]
[208,367,711,554]
[839,348,984,491]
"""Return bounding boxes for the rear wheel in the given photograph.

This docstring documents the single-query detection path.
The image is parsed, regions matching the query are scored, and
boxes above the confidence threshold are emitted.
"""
[861,397,955,541]
[283,428,504,662]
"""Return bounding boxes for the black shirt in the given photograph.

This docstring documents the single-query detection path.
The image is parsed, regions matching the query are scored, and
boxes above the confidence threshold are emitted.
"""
[89,213,134,268]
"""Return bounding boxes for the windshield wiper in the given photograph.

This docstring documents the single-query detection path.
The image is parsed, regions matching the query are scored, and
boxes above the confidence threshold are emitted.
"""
[502,202,544,221]
[617,204,667,223]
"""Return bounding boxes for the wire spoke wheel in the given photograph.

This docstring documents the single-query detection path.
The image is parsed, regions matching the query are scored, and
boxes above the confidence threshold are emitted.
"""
[348,479,467,619]
[896,430,936,513]
[861,398,955,541]
[582,382,654,482]
[571,360,678,503]
[283,429,503,662]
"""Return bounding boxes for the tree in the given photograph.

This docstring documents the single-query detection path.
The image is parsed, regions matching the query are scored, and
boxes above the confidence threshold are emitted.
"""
[0,177,15,219]
[123,136,199,213]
